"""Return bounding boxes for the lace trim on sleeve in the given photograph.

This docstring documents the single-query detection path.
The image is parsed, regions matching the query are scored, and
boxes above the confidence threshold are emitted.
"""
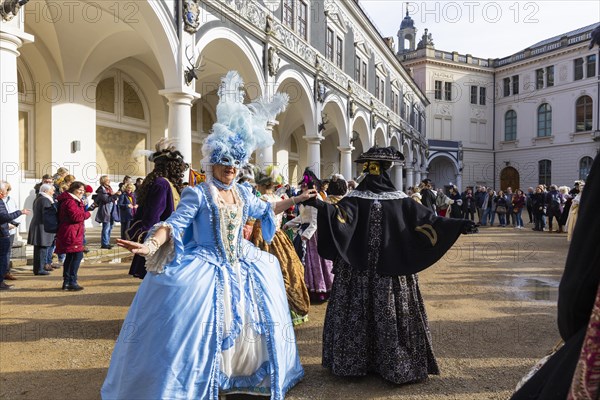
[144,222,175,274]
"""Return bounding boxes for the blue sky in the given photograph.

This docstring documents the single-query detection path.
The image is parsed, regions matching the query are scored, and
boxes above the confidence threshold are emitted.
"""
[360,1,600,59]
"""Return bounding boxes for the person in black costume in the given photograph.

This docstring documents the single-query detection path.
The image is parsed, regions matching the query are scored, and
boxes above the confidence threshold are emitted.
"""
[303,145,476,384]
[510,31,600,400]
[511,153,600,399]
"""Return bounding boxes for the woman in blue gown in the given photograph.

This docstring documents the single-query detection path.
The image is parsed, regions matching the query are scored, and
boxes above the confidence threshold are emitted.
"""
[101,71,314,399]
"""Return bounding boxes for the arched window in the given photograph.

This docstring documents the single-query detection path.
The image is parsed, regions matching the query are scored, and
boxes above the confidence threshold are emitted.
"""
[538,159,551,187]
[579,156,593,180]
[96,71,149,177]
[537,103,552,137]
[576,96,593,132]
[504,110,517,141]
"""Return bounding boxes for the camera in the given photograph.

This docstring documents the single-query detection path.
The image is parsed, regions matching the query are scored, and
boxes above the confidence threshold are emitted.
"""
[88,202,98,211]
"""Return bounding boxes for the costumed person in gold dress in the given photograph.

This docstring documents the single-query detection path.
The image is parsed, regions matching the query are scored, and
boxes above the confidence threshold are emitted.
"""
[251,166,311,325]
[304,146,477,385]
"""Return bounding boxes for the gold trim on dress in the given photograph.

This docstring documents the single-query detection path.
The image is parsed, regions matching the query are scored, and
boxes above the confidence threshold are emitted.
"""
[334,205,347,224]
[415,224,438,246]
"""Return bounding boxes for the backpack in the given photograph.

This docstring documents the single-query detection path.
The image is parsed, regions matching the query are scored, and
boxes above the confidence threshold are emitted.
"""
[550,192,561,208]
[43,203,59,233]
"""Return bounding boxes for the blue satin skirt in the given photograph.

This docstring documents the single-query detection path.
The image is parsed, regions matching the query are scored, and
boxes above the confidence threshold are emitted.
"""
[101,243,304,399]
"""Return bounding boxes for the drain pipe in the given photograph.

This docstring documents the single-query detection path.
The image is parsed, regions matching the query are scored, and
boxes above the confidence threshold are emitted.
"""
[596,46,600,137]
[492,73,497,190]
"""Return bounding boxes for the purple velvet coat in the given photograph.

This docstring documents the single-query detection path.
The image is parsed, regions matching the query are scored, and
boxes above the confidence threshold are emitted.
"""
[127,177,176,278]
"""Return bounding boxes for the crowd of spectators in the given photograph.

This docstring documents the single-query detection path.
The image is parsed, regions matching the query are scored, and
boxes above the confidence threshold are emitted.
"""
[0,170,143,291]
[407,180,585,233]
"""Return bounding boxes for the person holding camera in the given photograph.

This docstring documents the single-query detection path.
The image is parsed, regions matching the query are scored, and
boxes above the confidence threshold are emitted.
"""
[117,183,137,240]
[94,176,121,249]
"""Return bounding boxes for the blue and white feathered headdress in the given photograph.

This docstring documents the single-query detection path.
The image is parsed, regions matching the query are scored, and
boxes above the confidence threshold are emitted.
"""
[202,71,289,167]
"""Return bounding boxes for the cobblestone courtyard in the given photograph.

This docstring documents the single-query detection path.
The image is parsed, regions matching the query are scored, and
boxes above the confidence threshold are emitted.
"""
[1,226,569,399]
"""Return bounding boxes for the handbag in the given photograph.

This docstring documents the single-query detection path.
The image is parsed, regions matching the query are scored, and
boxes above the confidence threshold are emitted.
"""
[496,205,507,214]
[111,201,121,222]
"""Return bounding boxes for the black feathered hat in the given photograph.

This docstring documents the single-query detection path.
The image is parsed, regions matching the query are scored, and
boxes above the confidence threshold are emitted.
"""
[354,145,405,164]
[298,167,321,189]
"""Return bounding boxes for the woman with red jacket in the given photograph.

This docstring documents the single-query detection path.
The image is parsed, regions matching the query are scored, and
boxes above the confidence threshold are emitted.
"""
[55,182,91,291]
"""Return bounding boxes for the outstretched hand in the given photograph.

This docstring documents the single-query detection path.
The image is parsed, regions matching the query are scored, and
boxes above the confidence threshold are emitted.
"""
[116,239,150,255]
[300,189,325,209]
[462,220,479,234]
[296,189,318,203]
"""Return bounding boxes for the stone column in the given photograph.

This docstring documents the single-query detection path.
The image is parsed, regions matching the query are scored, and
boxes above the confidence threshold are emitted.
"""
[415,170,422,186]
[394,163,404,191]
[405,167,414,189]
[456,172,463,192]
[0,29,33,215]
[337,146,353,179]
[255,121,275,170]
[159,90,198,168]
[303,135,322,178]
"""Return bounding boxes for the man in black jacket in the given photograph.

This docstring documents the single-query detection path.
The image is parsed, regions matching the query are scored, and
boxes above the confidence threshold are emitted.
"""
[0,182,30,290]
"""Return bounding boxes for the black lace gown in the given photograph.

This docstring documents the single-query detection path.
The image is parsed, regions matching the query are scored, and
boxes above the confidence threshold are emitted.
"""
[309,172,468,384]
[322,201,438,383]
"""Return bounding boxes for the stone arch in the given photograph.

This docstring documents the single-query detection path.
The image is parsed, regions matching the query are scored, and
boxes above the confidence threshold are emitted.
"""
[322,93,349,147]
[195,27,265,98]
[275,68,315,144]
[273,71,315,181]
[321,94,347,178]
[427,153,459,189]
[350,114,370,178]
[351,111,371,148]
[373,128,387,147]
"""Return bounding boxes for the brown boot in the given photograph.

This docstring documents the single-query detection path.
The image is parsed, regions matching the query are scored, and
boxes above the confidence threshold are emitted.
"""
[3,273,17,281]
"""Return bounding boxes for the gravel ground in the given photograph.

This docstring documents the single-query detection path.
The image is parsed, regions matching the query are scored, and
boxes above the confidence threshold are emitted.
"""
[0,226,569,399]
